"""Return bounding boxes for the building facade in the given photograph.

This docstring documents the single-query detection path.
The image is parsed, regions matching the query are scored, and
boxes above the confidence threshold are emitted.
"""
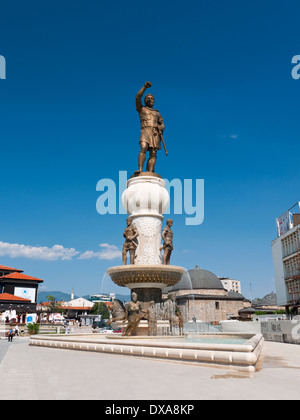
[61,297,94,316]
[89,293,116,303]
[271,204,300,308]
[219,277,241,294]
[165,266,249,323]
[0,271,44,304]
[0,264,44,322]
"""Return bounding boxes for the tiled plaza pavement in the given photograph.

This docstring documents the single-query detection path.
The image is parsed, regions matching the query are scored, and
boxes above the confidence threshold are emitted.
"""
[0,337,300,400]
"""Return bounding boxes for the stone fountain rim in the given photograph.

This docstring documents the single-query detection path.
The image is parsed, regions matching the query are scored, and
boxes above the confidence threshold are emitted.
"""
[106,265,187,288]
[106,265,186,275]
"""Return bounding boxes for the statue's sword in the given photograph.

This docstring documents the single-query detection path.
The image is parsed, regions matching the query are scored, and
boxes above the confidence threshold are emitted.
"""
[159,131,168,156]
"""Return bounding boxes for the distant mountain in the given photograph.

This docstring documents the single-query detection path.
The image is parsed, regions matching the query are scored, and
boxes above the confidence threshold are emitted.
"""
[37,291,76,303]
[37,291,130,304]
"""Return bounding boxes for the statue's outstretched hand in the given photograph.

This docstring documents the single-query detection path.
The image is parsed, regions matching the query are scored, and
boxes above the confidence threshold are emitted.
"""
[144,81,152,89]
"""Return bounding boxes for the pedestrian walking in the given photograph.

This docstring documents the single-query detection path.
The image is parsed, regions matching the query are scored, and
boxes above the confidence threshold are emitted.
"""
[8,327,14,342]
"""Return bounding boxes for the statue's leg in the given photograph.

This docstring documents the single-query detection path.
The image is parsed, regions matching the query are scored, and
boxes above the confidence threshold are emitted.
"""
[126,322,135,336]
[138,142,148,172]
[129,249,135,265]
[146,148,157,173]
[166,249,172,265]
[122,248,127,265]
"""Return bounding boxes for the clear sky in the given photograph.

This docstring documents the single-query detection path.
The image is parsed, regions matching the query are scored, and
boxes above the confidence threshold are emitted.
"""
[0,0,299,300]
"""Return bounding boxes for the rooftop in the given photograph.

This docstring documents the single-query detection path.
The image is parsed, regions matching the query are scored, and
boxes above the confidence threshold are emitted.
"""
[276,202,300,237]
[0,272,44,283]
[0,293,31,302]
[172,265,225,291]
[0,265,23,273]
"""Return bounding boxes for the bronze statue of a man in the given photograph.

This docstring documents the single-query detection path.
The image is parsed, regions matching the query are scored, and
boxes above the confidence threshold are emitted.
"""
[136,81,165,173]
[122,218,139,265]
[161,219,173,265]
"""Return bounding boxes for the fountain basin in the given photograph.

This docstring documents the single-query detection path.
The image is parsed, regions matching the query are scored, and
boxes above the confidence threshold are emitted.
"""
[29,332,264,372]
[106,265,186,289]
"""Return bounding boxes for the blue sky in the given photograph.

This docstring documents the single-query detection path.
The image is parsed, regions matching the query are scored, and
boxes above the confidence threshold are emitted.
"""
[0,0,299,300]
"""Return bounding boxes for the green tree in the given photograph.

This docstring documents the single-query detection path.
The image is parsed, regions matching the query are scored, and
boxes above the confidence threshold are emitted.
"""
[46,295,65,314]
[90,302,110,319]
[27,322,40,335]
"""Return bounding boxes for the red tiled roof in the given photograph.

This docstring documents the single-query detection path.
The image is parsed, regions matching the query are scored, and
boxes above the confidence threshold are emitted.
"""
[39,301,64,306]
[0,293,31,302]
[64,306,92,311]
[0,272,44,283]
[0,265,23,273]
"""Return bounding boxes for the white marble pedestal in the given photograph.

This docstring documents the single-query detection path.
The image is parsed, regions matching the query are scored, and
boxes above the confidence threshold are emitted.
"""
[122,174,170,265]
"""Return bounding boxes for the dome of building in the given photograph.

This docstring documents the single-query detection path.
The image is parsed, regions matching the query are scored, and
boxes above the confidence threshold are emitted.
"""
[172,265,224,291]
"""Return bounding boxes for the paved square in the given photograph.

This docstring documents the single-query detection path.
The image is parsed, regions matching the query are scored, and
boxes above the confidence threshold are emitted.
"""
[0,337,300,400]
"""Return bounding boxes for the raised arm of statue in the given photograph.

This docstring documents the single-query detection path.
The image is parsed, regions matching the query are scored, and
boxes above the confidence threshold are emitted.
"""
[136,81,152,112]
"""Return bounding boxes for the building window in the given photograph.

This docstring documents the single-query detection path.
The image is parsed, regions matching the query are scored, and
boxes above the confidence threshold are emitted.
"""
[215,302,220,310]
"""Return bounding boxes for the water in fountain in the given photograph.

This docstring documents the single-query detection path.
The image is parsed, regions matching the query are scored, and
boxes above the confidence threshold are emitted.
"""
[100,270,130,301]
[149,268,195,337]
[99,271,109,295]
[170,270,223,338]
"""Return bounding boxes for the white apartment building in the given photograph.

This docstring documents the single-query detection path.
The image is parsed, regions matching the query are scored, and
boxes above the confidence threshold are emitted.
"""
[89,293,116,303]
[271,203,300,308]
[219,277,241,294]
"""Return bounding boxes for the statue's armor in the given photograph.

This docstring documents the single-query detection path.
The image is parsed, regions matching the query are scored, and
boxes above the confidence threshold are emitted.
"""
[137,99,164,149]
[162,226,173,250]
[123,226,138,251]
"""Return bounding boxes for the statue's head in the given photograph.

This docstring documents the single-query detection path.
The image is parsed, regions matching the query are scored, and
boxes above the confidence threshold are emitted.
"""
[126,217,132,226]
[166,219,173,227]
[132,292,138,302]
[144,94,155,108]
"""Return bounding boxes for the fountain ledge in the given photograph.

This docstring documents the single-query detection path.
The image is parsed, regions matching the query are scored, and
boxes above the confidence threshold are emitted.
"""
[106,265,186,288]
[29,333,264,372]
